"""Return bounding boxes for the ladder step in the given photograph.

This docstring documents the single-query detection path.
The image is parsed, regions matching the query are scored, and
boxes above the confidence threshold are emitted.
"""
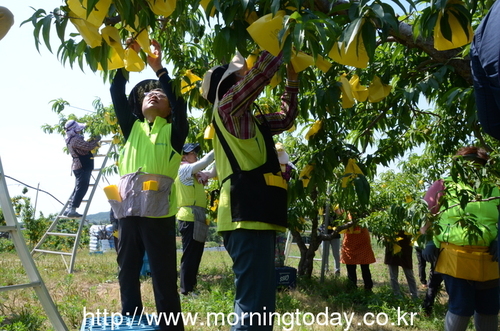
[32,249,73,256]
[0,281,42,292]
[46,232,77,237]
[0,225,16,232]
[59,215,82,219]
[287,255,322,261]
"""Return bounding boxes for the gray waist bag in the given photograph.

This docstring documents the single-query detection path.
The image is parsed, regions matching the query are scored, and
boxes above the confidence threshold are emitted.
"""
[109,171,174,219]
[192,206,209,243]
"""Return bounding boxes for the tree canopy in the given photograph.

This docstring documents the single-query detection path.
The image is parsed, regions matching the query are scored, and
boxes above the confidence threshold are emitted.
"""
[25,0,500,276]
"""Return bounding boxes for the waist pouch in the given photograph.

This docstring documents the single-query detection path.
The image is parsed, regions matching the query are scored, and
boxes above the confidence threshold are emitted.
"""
[109,171,174,219]
[435,242,499,282]
[228,166,288,227]
[192,206,209,243]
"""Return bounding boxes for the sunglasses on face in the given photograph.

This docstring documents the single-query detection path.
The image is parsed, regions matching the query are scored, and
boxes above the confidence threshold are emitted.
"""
[144,91,167,99]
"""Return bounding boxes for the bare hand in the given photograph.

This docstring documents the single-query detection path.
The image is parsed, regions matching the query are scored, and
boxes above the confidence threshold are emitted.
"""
[147,39,163,72]
[126,37,141,53]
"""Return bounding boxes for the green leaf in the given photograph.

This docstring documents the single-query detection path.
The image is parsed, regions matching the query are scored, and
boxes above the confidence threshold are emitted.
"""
[449,4,471,41]
[345,18,362,50]
[354,175,370,208]
[361,20,376,61]
[388,0,412,15]
[42,15,53,53]
[86,0,100,20]
[293,23,304,50]
[240,0,249,12]
[54,8,69,44]
[459,191,469,210]
[371,3,385,21]
[271,0,280,15]
[440,11,452,42]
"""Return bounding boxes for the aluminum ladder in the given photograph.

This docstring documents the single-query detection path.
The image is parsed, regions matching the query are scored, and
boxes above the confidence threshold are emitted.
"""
[0,156,68,330]
[31,140,116,273]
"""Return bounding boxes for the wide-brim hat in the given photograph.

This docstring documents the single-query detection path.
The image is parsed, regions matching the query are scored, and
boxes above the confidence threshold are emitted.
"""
[201,51,246,104]
[182,143,201,154]
[65,119,86,132]
[128,79,162,120]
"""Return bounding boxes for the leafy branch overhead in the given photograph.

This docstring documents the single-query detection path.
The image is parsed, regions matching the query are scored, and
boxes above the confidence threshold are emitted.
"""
[24,0,500,277]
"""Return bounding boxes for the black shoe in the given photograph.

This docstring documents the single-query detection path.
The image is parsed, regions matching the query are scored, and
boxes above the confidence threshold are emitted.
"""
[66,210,82,218]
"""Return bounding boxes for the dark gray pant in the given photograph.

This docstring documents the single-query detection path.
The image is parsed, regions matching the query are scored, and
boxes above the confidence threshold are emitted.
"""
[223,229,276,330]
[178,220,205,295]
[70,167,92,208]
[117,216,183,331]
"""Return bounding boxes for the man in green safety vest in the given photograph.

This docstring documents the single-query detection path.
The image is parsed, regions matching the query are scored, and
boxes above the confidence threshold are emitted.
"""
[109,39,188,331]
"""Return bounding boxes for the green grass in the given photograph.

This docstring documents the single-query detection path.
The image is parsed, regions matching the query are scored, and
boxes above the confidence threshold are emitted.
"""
[0,237,487,330]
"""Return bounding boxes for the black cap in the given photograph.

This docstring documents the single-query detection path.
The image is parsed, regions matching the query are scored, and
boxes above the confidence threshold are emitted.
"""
[128,79,162,121]
[182,143,201,154]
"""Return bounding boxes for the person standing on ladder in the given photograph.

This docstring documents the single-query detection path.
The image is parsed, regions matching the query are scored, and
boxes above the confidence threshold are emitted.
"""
[64,120,101,218]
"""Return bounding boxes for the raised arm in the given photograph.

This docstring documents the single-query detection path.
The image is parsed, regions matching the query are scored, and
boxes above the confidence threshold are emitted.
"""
[219,51,282,118]
[191,150,215,174]
[148,40,188,155]
[256,63,299,135]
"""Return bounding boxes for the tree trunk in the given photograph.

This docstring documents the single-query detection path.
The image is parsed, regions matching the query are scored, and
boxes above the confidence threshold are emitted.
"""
[291,223,322,278]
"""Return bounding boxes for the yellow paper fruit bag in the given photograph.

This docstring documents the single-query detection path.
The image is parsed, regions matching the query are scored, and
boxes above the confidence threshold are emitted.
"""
[315,55,332,73]
[434,1,473,51]
[124,48,145,72]
[67,0,112,28]
[69,12,102,48]
[247,11,288,56]
[146,0,176,18]
[181,70,202,94]
[349,74,369,102]
[368,76,392,103]
[329,19,369,68]
[291,52,314,73]
[341,158,364,188]
[339,74,355,108]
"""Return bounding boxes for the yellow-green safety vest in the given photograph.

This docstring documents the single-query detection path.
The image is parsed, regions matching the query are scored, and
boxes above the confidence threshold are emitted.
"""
[175,164,207,222]
[119,117,181,218]
[213,110,286,232]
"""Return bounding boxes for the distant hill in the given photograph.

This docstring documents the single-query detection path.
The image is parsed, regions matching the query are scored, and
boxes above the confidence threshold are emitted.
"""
[86,211,111,224]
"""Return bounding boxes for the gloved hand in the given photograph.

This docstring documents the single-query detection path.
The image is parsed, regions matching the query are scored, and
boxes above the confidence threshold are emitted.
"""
[488,239,499,262]
[422,241,439,264]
